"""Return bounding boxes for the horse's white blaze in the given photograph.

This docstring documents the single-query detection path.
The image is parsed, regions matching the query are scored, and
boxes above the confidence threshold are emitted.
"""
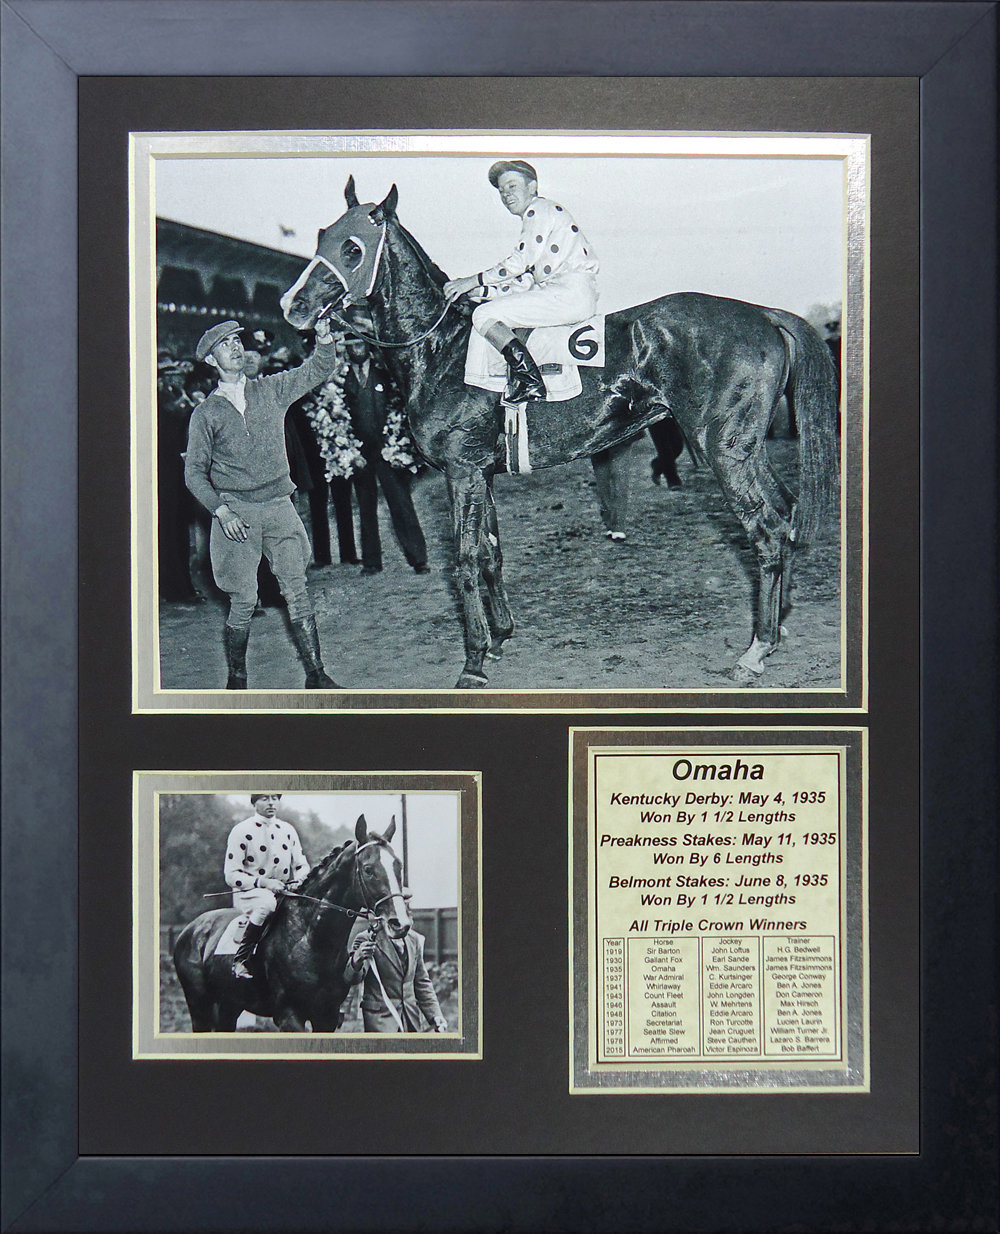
[380,845,411,928]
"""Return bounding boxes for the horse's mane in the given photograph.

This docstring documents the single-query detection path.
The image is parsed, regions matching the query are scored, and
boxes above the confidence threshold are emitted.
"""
[392,218,449,288]
[297,841,354,896]
[261,840,352,928]
[388,217,475,322]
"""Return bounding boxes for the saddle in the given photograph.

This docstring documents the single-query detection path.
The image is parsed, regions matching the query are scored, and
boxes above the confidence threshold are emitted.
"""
[464,316,606,402]
[211,913,272,959]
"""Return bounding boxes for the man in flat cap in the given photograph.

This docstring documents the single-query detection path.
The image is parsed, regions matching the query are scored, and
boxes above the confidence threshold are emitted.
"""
[444,160,600,405]
[184,317,341,690]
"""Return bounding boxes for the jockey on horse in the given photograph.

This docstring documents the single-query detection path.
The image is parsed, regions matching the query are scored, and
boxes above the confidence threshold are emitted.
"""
[444,160,600,406]
[224,792,310,979]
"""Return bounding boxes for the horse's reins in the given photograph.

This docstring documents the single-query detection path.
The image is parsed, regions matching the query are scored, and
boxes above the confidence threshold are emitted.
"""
[203,839,406,923]
[308,242,454,349]
[351,838,409,1032]
[319,300,453,350]
[203,887,374,920]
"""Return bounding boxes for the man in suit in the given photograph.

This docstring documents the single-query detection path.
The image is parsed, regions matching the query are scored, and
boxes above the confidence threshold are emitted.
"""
[340,322,430,576]
[344,920,448,1033]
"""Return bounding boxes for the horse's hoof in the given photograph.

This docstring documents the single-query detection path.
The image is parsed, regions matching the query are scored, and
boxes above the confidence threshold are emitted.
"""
[455,670,489,689]
[486,638,509,660]
[730,662,762,686]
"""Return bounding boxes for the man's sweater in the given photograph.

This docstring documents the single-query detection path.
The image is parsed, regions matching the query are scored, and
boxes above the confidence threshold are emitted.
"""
[184,342,338,514]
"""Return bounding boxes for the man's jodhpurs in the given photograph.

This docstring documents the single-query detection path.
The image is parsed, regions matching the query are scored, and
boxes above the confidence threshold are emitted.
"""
[232,886,279,926]
[210,494,312,627]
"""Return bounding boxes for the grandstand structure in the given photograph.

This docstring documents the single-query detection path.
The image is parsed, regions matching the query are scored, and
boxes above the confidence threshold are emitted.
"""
[156,218,308,357]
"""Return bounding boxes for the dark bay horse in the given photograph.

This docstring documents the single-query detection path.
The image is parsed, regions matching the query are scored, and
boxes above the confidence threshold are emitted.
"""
[281,180,839,687]
[172,815,409,1032]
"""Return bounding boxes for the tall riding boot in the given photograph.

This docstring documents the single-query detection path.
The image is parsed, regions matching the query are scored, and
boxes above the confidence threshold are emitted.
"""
[223,623,250,690]
[501,339,546,404]
[289,613,340,688]
[231,918,265,980]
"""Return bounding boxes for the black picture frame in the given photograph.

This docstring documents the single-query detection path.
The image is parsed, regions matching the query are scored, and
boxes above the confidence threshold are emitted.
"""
[3,2,997,1230]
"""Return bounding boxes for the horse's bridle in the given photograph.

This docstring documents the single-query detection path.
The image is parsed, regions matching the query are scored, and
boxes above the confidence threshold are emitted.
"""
[353,838,410,919]
[277,838,407,925]
[307,227,454,349]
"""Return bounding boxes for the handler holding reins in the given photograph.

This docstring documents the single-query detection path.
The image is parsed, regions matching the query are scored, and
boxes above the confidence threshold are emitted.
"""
[184,315,341,690]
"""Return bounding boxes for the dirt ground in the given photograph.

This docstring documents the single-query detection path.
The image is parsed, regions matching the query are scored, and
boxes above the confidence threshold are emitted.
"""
[160,434,841,693]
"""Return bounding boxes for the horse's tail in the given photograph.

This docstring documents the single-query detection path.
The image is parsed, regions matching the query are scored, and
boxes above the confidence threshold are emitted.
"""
[767,309,840,545]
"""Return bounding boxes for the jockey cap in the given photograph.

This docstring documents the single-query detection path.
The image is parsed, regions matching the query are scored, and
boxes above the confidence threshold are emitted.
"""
[488,159,537,188]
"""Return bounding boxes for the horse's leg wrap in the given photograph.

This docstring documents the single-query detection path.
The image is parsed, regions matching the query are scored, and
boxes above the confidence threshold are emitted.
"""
[232,918,265,980]
[480,481,515,657]
[289,614,340,689]
[223,623,250,690]
[449,468,492,687]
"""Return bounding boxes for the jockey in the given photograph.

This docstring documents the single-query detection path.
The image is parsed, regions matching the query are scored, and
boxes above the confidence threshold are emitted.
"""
[444,160,600,405]
[225,793,310,979]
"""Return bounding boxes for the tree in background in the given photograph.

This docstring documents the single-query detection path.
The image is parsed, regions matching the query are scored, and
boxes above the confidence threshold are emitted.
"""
[159,794,353,924]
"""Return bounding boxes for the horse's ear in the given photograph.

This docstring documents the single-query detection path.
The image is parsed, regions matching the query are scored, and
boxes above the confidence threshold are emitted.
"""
[344,176,359,208]
[370,184,398,224]
[383,816,396,842]
[355,815,368,844]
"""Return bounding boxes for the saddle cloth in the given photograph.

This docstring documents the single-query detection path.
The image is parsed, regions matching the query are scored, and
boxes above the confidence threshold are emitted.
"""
[465,316,606,402]
[212,915,244,957]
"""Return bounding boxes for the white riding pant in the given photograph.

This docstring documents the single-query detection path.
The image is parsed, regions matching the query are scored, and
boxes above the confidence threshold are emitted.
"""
[232,887,278,929]
[472,271,598,335]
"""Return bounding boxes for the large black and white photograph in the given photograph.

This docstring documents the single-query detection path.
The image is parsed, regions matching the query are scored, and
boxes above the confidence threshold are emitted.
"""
[132,132,867,711]
[133,773,481,1058]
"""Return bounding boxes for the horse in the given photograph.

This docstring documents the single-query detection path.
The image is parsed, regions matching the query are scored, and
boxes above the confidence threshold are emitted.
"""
[172,815,409,1032]
[280,178,840,688]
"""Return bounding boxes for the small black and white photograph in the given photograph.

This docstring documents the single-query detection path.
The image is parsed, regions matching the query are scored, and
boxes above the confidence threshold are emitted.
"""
[133,773,481,1058]
[132,131,866,710]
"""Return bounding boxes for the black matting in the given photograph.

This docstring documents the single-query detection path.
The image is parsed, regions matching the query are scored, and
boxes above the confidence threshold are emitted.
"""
[3,2,998,1231]
[80,76,914,1158]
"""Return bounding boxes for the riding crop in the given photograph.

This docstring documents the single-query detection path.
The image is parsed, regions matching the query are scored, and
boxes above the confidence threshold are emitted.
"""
[202,890,377,920]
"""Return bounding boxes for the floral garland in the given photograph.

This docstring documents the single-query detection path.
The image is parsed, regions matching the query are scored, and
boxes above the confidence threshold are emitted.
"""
[304,361,367,480]
[380,390,421,474]
[304,353,422,479]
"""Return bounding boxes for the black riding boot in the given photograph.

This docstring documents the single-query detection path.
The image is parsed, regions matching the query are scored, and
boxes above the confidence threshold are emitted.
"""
[223,623,250,690]
[289,614,340,688]
[232,919,265,980]
[501,339,546,404]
